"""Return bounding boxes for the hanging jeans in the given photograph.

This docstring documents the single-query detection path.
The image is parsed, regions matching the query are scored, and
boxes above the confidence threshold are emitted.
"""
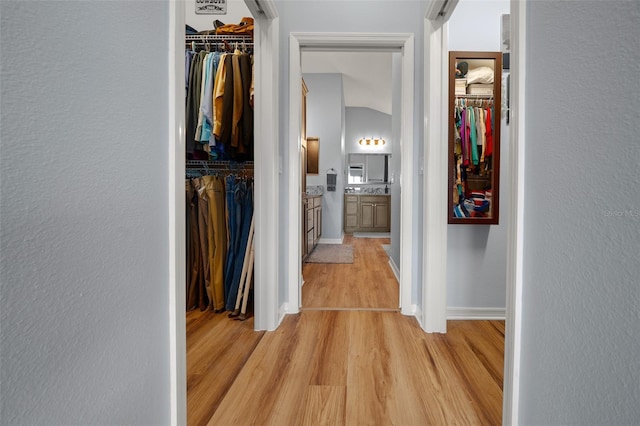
[224,176,254,311]
[202,175,227,311]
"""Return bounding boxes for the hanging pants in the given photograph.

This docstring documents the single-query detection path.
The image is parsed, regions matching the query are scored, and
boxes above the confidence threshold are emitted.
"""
[202,175,227,311]
[186,180,203,311]
[224,176,254,311]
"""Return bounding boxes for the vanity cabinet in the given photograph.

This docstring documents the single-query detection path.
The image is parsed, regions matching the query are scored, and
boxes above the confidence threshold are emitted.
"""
[344,195,359,233]
[305,195,323,257]
[344,194,390,233]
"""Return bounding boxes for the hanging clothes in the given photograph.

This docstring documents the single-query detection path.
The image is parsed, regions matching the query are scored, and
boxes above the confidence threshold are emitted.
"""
[453,97,495,218]
[186,38,254,161]
[185,164,254,313]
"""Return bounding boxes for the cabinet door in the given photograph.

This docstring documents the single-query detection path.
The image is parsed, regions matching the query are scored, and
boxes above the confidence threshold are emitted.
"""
[360,203,374,228]
[374,203,389,229]
[307,229,315,252]
[314,206,322,241]
[302,200,308,260]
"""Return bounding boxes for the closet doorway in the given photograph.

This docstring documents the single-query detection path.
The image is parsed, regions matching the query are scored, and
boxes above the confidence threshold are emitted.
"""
[286,33,415,315]
[300,50,401,311]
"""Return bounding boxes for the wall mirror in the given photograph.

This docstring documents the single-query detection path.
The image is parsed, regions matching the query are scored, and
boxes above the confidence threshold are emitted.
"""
[347,153,390,184]
[448,51,501,224]
[307,136,319,175]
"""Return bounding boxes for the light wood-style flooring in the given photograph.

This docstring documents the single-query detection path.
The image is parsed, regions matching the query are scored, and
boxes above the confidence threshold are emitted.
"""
[302,236,398,309]
[187,236,504,425]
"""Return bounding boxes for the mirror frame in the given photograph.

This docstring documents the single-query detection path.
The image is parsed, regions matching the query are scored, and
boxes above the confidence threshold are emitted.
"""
[448,51,501,225]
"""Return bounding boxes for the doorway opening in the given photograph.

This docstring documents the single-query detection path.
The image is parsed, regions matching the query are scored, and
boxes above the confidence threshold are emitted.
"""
[299,50,401,311]
[286,33,415,317]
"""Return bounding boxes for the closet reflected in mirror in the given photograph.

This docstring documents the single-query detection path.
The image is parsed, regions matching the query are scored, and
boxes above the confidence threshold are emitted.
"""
[448,51,501,224]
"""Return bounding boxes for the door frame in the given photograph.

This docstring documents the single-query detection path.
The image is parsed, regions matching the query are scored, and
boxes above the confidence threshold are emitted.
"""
[286,32,415,316]
[168,0,279,423]
[424,0,527,423]
[168,1,526,423]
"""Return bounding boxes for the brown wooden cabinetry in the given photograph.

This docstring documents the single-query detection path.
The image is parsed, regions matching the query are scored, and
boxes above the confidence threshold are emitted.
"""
[344,194,390,233]
[304,195,323,258]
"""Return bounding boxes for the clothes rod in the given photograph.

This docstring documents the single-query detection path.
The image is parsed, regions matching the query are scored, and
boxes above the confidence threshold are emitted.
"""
[185,35,253,41]
[186,160,254,168]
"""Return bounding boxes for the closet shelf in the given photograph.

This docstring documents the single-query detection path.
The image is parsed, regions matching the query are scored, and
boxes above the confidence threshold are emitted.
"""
[454,93,494,99]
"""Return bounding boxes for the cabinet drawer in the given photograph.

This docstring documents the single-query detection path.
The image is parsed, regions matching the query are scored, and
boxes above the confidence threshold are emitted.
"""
[345,195,358,203]
[313,197,322,208]
[360,195,389,203]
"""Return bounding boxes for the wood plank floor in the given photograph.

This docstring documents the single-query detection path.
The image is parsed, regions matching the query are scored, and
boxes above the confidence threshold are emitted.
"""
[302,236,398,309]
[187,236,504,425]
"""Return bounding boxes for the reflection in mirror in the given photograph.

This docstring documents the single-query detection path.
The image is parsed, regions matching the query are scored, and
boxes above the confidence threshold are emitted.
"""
[347,153,391,184]
[449,51,501,224]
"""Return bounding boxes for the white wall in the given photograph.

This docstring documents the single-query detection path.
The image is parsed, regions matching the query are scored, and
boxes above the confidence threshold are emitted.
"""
[446,0,510,310]
[0,1,171,424]
[276,0,427,310]
[518,1,640,423]
[303,73,345,240]
[185,0,251,31]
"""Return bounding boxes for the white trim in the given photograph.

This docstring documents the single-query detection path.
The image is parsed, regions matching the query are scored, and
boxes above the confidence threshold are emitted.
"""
[447,307,507,320]
[278,302,289,325]
[287,35,302,314]
[503,0,526,424]
[426,0,460,22]
[169,1,280,422]
[388,257,400,285]
[168,1,186,423]
[287,33,415,317]
[398,35,414,316]
[422,18,448,333]
[413,305,423,328]
[253,13,281,331]
[318,235,345,244]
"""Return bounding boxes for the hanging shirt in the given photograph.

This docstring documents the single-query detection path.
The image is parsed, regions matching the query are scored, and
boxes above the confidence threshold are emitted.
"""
[213,53,228,140]
[200,52,220,144]
[231,51,244,151]
[468,107,478,165]
[195,53,210,142]
[485,107,493,157]
[185,50,195,93]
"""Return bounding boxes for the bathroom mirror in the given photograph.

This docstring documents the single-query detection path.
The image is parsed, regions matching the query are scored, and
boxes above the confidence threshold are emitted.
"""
[347,154,390,184]
[448,51,501,224]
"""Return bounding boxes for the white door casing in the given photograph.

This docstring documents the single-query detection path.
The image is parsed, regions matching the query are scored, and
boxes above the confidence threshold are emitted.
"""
[287,33,415,317]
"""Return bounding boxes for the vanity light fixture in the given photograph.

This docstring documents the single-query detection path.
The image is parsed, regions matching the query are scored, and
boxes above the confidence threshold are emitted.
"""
[358,137,386,146]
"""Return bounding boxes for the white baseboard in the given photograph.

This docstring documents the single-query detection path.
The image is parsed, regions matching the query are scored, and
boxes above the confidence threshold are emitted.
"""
[278,302,289,325]
[388,258,400,284]
[318,233,344,244]
[413,305,423,327]
[447,307,506,320]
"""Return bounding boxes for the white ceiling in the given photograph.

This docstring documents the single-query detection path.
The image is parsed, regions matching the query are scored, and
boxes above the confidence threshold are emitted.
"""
[301,51,393,115]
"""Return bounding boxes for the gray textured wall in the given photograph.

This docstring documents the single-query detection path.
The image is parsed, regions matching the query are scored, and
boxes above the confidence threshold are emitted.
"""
[0,1,171,423]
[518,0,640,423]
